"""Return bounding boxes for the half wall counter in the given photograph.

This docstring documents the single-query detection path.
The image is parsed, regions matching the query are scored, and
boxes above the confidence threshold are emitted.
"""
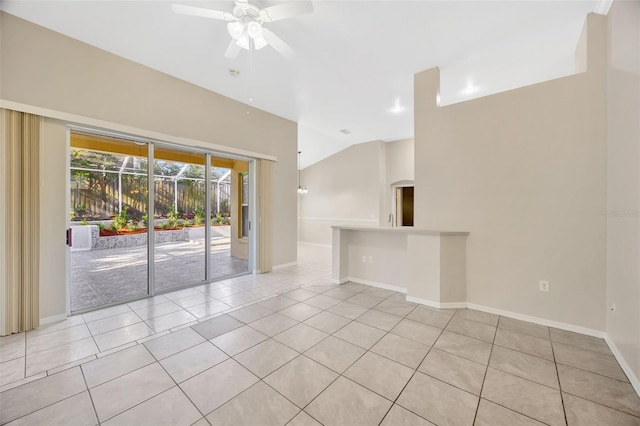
[331,226,469,308]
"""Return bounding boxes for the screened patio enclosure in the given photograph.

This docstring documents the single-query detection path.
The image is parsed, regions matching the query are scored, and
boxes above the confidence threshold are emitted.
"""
[70,148,232,222]
[69,132,251,312]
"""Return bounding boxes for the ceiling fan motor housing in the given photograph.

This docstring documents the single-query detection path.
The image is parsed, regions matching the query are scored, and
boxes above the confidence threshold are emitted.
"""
[233,3,263,23]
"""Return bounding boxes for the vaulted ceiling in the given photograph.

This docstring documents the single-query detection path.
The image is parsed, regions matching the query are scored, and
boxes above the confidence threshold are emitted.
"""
[1,0,602,167]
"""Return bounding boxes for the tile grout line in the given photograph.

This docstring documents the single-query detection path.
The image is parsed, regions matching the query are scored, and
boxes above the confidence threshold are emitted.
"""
[92,339,209,424]
[307,293,424,422]
[475,316,560,425]
[218,285,403,425]
[78,363,102,425]
[152,348,212,425]
[419,308,636,423]
[185,293,335,424]
[550,324,571,426]
[377,304,459,425]
[471,314,499,425]
[2,364,97,425]
[490,337,636,392]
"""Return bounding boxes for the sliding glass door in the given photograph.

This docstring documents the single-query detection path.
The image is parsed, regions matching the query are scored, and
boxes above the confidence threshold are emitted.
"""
[210,160,250,280]
[69,131,252,313]
[69,134,149,311]
[152,146,207,292]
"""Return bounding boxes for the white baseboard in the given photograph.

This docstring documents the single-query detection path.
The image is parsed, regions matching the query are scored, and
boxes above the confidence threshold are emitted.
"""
[298,217,378,223]
[40,313,68,325]
[272,261,297,270]
[345,277,407,294]
[400,296,607,339]
[406,296,467,309]
[326,281,608,341]
[297,241,332,248]
[605,336,640,397]
[466,303,606,339]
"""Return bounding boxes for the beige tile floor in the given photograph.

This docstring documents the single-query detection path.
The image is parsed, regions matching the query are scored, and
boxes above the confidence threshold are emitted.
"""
[1,245,640,425]
[71,237,249,311]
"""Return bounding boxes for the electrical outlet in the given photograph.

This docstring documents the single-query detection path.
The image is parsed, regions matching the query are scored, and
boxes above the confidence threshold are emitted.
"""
[539,280,550,293]
[611,303,616,315]
[361,256,367,263]
[368,255,373,264]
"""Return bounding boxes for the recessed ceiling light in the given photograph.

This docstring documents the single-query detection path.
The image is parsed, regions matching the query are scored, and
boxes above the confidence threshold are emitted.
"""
[460,79,480,96]
[339,129,351,134]
[389,98,406,114]
[229,68,240,77]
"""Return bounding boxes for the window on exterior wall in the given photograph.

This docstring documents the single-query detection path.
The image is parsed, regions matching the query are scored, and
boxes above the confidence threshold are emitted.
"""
[240,172,249,238]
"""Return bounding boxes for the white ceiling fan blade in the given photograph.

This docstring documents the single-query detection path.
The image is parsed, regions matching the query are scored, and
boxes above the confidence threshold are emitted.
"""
[263,29,295,59]
[224,40,242,59]
[260,1,313,23]
[171,4,234,22]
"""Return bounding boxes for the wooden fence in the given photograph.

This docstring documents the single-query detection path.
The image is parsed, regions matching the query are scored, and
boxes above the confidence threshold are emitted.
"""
[71,175,230,220]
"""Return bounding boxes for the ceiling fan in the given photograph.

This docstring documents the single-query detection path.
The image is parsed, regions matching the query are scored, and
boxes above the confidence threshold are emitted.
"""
[172,0,313,59]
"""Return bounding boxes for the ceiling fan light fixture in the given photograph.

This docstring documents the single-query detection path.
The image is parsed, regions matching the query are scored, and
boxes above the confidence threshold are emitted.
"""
[227,21,245,40]
[253,36,268,50]
[236,34,250,50]
[247,21,263,39]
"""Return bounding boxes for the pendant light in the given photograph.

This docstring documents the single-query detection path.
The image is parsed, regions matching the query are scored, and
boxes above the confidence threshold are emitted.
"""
[297,151,308,194]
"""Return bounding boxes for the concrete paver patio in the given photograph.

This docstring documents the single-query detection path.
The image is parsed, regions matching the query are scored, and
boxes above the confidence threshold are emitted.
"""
[71,228,248,312]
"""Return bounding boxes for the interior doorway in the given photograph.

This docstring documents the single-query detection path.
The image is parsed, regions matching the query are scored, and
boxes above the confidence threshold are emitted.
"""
[393,185,414,227]
[68,131,252,312]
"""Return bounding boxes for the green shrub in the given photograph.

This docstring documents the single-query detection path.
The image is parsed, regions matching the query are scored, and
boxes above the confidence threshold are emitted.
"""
[142,212,148,228]
[80,218,89,225]
[97,222,105,231]
[167,208,179,228]
[113,206,129,230]
[194,209,204,226]
[161,222,169,230]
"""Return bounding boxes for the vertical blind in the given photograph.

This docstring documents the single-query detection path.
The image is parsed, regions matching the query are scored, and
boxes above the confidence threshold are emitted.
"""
[2,109,41,335]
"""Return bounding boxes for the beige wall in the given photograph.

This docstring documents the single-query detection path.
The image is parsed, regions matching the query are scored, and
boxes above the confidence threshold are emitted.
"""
[298,141,385,245]
[298,138,414,245]
[606,0,640,386]
[414,14,608,330]
[1,12,298,320]
[344,230,408,288]
[386,138,414,186]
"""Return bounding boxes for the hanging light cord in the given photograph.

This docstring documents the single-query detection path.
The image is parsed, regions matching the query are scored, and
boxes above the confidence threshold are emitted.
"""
[297,151,307,194]
[298,151,301,187]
